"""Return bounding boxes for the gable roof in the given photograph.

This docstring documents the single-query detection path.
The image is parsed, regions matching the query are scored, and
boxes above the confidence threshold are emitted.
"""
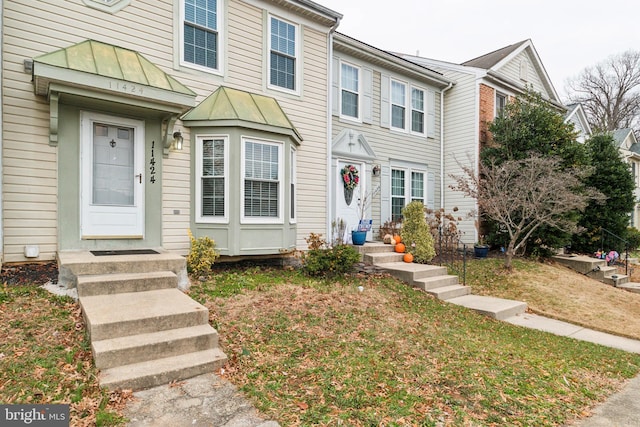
[613,128,636,148]
[462,39,561,105]
[564,103,592,142]
[461,40,529,69]
[181,86,302,143]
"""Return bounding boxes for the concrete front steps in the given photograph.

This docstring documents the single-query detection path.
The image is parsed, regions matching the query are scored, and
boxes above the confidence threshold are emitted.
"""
[552,255,631,288]
[356,243,527,319]
[58,250,227,391]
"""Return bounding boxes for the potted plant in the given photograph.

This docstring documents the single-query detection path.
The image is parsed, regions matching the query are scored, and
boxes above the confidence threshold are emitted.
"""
[351,185,380,245]
[474,235,489,258]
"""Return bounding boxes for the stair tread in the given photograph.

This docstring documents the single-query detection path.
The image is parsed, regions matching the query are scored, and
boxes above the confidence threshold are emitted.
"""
[416,274,459,282]
[376,262,446,272]
[78,270,177,284]
[81,288,207,326]
[93,324,216,353]
[99,348,227,389]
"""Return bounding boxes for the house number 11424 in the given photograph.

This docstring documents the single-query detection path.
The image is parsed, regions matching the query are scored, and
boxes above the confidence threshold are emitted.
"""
[109,81,143,95]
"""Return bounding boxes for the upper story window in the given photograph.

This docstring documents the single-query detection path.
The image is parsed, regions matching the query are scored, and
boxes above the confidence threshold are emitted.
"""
[391,80,406,130]
[340,62,360,119]
[269,16,298,92]
[196,136,228,223]
[411,88,425,134]
[495,92,507,117]
[182,0,220,72]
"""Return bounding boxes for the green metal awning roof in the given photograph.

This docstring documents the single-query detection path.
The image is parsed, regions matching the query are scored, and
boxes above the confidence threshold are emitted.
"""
[181,86,302,144]
[33,40,196,109]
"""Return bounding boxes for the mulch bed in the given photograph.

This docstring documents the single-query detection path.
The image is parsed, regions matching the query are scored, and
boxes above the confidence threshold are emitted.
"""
[1,262,58,286]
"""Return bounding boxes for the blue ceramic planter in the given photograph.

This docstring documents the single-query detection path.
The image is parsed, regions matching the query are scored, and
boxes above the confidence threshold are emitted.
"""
[352,231,367,245]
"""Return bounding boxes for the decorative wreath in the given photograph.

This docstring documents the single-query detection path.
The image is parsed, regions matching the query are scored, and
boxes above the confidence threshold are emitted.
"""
[340,165,359,190]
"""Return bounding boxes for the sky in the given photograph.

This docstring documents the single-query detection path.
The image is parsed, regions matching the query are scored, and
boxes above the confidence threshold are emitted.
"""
[318,0,640,100]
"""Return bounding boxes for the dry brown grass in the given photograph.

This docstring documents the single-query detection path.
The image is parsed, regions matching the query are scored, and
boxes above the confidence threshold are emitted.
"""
[469,258,640,340]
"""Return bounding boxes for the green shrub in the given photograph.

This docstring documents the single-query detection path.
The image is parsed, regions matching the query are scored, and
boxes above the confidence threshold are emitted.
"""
[186,230,220,278]
[400,201,435,263]
[302,233,360,277]
[626,227,640,252]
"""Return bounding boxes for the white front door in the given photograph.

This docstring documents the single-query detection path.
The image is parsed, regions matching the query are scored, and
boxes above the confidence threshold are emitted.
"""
[335,160,366,243]
[80,112,145,239]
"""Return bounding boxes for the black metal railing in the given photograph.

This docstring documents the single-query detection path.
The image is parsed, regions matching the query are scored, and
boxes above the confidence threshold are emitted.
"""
[433,229,467,286]
[599,227,629,276]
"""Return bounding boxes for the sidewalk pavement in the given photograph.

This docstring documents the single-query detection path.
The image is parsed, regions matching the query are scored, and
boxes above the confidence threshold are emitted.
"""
[504,313,640,427]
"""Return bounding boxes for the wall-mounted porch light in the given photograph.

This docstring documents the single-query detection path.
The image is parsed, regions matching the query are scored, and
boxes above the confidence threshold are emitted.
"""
[172,131,184,151]
[372,164,381,176]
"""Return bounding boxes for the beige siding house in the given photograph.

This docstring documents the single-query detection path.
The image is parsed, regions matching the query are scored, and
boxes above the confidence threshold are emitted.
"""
[401,40,564,244]
[1,0,341,263]
[331,33,453,242]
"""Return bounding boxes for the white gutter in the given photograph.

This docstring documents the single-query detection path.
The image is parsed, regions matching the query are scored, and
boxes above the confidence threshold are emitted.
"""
[440,82,453,210]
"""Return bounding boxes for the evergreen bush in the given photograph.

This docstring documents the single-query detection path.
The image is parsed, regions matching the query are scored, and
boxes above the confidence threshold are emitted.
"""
[400,201,435,263]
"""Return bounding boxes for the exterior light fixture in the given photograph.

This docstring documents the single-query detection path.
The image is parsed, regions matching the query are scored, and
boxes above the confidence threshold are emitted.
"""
[173,131,183,150]
[372,164,381,176]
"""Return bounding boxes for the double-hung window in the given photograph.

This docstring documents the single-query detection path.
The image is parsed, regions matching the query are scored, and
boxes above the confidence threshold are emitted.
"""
[391,169,406,221]
[341,62,360,119]
[196,136,228,223]
[391,80,406,130]
[411,88,425,134]
[392,168,427,220]
[496,92,507,117]
[182,0,220,71]
[269,16,298,92]
[243,139,282,222]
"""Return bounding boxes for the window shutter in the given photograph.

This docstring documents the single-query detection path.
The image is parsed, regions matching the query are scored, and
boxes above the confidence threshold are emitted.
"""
[427,172,435,209]
[332,58,340,116]
[362,67,373,124]
[427,90,436,138]
[380,165,391,223]
[380,75,390,128]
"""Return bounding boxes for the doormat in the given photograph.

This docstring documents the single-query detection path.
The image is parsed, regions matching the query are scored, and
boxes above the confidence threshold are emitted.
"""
[90,249,160,256]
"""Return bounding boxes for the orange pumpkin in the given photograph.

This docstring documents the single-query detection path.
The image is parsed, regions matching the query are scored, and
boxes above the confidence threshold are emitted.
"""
[393,234,402,243]
[395,243,406,253]
[403,252,414,263]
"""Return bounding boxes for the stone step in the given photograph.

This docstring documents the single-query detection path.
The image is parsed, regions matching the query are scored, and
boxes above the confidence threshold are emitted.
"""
[77,271,178,297]
[93,324,218,369]
[99,348,227,391]
[353,242,395,255]
[376,262,448,284]
[58,249,188,289]
[426,284,471,300]
[364,251,405,264]
[80,289,209,341]
[603,274,630,286]
[446,295,527,320]
[619,282,640,294]
[413,275,459,291]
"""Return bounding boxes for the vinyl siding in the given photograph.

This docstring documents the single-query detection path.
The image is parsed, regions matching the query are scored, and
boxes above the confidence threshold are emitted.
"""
[331,51,444,233]
[497,50,547,96]
[3,0,331,260]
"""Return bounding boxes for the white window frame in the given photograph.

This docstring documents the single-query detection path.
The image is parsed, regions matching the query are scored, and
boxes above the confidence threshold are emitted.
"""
[268,14,300,95]
[495,92,507,118]
[410,86,426,135]
[241,137,284,224]
[195,135,229,224]
[290,147,297,223]
[340,61,361,121]
[179,0,224,75]
[390,79,407,131]
[390,166,427,219]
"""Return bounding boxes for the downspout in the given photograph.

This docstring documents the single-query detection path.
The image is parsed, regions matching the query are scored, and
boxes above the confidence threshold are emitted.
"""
[440,82,453,210]
[326,18,340,239]
[0,0,4,265]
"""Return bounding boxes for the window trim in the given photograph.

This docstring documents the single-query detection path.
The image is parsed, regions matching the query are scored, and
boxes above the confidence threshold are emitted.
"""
[340,61,361,121]
[195,135,229,224]
[290,146,297,224]
[267,14,300,95]
[410,86,426,135]
[179,0,224,76]
[495,91,507,118]
[390,79,407,131]
[241,136,284,224]
[390,166,428,220]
